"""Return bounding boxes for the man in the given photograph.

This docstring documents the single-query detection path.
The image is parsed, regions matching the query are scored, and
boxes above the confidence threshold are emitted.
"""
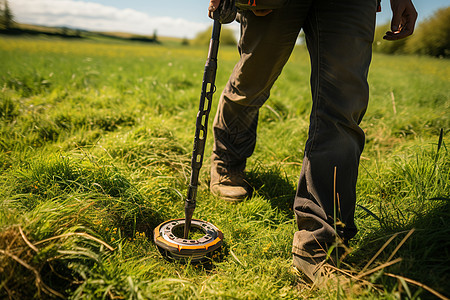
[208,0,417,284]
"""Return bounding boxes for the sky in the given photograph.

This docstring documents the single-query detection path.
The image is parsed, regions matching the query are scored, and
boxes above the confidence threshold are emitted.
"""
[9,0,450,39]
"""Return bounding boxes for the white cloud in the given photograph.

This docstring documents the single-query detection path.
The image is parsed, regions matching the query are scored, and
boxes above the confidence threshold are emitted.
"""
[10,0,210,38]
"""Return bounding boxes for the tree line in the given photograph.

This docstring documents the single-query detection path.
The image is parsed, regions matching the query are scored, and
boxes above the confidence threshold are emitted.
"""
[1,0,448,57]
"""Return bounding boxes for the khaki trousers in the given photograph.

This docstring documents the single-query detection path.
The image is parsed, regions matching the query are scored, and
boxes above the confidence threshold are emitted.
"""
[212,0,377,256]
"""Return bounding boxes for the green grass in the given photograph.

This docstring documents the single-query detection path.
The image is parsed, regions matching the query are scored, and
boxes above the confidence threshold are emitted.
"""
[0,35,449,299]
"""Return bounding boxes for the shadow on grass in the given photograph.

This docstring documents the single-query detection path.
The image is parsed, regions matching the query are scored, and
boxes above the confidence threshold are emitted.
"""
[155,240,229,272]
[351,199,450,299]
[247,165,297,218]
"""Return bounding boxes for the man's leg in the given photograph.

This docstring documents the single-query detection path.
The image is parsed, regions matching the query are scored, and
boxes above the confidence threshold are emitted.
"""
[211,2,311,201]
[292,0,377,282]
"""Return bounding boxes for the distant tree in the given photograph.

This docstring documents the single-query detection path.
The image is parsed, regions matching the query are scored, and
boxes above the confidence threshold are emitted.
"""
[0,0,14,29]
[181,37,190,46]
[153,29,158,42]
[404,6,450,57]
[192,25,237,46]
[0,0,5,29]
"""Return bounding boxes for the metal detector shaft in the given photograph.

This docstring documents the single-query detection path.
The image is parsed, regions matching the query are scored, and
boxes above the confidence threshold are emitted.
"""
[184,19,222,239]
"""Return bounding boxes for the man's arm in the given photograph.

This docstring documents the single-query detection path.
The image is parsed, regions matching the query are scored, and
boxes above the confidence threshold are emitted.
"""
[383,0,418,40]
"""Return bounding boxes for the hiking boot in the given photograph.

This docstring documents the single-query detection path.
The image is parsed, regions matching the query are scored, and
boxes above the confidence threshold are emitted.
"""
[292,243,348,287]
[210,164,251,202]
[293,254,330,286]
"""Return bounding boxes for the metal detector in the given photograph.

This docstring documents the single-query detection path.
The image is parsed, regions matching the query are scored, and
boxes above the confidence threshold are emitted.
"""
[154,15,224,262]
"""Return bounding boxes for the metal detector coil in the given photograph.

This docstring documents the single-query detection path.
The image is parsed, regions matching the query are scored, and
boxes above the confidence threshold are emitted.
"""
[153,219,223,262]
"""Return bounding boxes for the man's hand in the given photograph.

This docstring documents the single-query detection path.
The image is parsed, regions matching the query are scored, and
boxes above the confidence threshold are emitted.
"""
[384,0,418,40]
[208,0,221,19]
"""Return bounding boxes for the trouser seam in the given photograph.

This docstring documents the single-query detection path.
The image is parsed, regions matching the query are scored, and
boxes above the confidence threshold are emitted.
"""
[306,6,320,158]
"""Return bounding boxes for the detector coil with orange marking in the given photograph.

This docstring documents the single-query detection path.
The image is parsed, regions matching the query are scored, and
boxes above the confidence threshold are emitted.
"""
[153,218,223,262]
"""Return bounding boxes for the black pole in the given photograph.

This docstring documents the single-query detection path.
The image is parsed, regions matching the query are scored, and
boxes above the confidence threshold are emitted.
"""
[184,18,222,239]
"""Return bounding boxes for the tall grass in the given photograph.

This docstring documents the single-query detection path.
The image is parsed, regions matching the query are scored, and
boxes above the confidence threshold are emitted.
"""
[0,36,449,299]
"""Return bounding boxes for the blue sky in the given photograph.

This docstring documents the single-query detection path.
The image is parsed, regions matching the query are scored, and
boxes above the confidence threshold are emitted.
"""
[10,0,449,38]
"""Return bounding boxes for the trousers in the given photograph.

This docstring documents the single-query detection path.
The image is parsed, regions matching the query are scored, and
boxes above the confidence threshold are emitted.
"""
[211,0,377,256]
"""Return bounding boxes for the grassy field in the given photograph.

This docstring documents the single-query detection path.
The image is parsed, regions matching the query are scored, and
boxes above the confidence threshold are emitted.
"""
[0,35,449,299]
